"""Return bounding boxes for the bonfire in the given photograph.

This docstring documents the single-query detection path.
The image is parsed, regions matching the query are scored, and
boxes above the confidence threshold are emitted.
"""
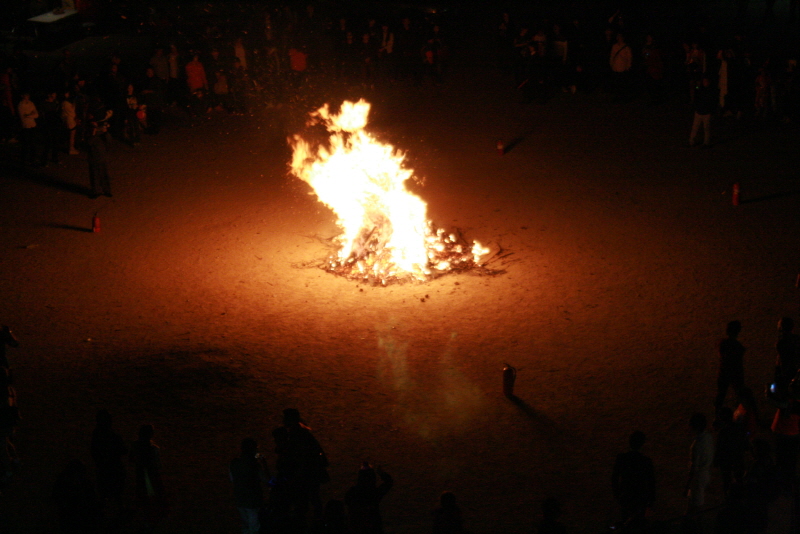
[290,99,491,285]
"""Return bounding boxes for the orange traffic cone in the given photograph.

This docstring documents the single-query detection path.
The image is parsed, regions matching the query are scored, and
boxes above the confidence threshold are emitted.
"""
[92,213,100,233]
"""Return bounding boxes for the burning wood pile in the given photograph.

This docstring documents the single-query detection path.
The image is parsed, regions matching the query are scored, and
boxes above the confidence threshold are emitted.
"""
[290,99,496,285]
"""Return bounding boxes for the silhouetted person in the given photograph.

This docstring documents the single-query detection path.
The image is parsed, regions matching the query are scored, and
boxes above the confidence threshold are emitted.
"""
[432,491,464,534]
[86,105,112,199]
[612,431,655,532]
[345,463,393,534]
[535,497,566,534]
[0,325,19,369]
[130,424,167,532]
[689,77,716,147]
[230,437,269,534]
[714,407,748,497]
[278,408,329,526]
[741,439,776,533]
[90,409,126,504]
[323,499,350,534]
[52,459,101,534]
[715,321,745,413]
[776,317,800,391]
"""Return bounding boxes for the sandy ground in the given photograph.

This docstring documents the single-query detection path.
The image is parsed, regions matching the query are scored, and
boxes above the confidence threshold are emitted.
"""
[2,24,800,534]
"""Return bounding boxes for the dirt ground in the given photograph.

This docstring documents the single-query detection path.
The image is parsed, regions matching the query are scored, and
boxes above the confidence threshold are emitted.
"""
[2,22,800,534]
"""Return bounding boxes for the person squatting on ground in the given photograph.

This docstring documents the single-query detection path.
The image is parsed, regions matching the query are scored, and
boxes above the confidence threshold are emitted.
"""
[229,437,270,534]
[715,320,746,414]
[345,463,393,534]
[611,430,655,533]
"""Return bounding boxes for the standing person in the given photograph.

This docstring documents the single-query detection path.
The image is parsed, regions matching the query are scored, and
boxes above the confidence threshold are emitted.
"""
[641,35,665,105]
[715,321,746,414]
[609,33,632,102]
[345,463,393,534]
[86,105,112,199]
[38,91,61,166]
[612,431,655,533]
[91,409,127,506]
[280,408,329,526]
[130,424,168,532]
[17,92,39,167]
[229,438,269,534]
[686,413,714,514]
[167,44,182,105]
[0,325,19,370]
[689,77,716,148]
[61,90,79,154]
[123,84,141,145]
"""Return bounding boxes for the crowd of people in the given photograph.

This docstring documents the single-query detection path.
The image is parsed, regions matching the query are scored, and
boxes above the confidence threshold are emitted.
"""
[497,7,800,132]
[2,1,800,533]
[1,1,799,184]
[3,315,800,533]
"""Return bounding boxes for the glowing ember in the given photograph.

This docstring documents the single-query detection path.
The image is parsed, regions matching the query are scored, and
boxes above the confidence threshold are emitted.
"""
[290,99,489,284]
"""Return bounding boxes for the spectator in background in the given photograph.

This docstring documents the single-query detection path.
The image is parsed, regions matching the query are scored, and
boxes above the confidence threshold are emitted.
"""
[17,91,39,167]
[612,431,655,533]
[61,90,79,154]
[39,90,61,166]
[167,44,182,105]
[345,463,393,534]
[689,76,716,148]
[149,48,170,86]
[609,33,632,102]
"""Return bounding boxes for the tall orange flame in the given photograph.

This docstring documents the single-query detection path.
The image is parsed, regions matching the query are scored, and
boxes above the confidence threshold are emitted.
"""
[290,99,488,283]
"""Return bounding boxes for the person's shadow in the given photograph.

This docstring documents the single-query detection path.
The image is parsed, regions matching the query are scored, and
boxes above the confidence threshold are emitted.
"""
[4,164,93,197]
